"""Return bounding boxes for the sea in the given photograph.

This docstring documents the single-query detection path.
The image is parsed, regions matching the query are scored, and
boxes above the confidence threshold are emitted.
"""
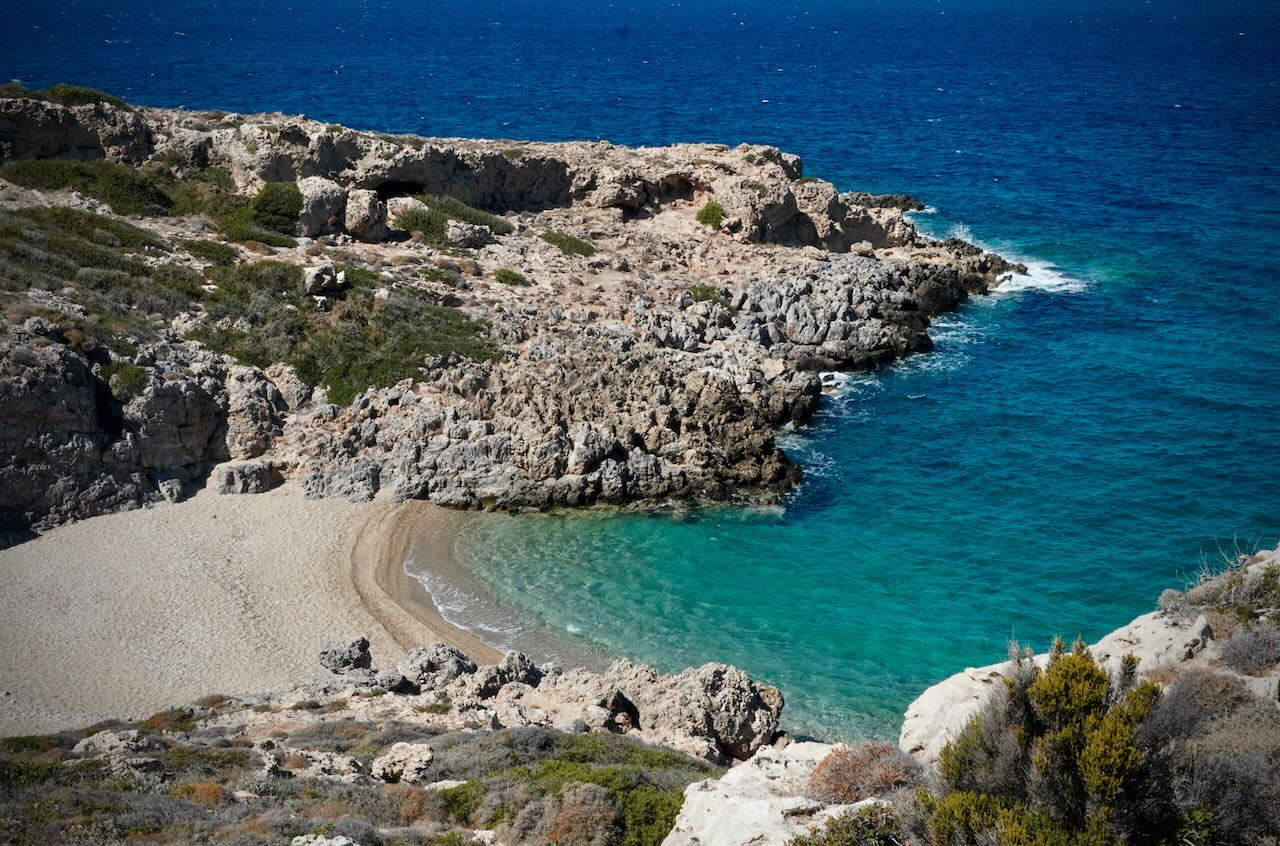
[6,0,1278,741]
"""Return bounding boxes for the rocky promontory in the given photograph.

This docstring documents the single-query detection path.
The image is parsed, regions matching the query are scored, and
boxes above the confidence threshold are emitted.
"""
[0,88,1022,542]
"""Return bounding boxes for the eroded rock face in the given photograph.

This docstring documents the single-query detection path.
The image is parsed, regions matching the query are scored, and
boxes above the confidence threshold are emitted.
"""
[0,332,235,543]
[663,742,877,846]
[0,97,152,163]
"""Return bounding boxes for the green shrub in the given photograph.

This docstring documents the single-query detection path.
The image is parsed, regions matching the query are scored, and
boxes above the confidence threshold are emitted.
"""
[1,159,172,215]
[696,201,724,229]
[0,82,128,109]
[493,268,528,286]
[248,181,303,235]
[104,363,148,396]
[501,148,527,161]
[182,238,238,266]
[440,780,484,824]
[742,152,757,164]
[541,231,596,257]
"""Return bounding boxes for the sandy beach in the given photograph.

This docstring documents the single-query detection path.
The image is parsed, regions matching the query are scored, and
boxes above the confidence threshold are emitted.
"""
[0,487,498,736]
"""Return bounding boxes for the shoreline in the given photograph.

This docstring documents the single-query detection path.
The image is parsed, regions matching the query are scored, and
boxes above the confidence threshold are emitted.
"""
[0,487,496,736]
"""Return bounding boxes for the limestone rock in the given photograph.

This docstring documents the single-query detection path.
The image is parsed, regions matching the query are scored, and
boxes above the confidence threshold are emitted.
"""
[73,729,164,758]
[397,643,478,691]
[344,189,388,242]
[296,176,347,237]
[663,742,870,846]
[447,220,495,248]
[370,742,435,784]
[319,636,372,674]
[303,263,345,296]
[213,460,283,494]
[386,195,429,226]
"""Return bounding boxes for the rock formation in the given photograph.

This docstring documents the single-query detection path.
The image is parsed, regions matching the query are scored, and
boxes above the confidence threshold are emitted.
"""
[0,92,1024,542]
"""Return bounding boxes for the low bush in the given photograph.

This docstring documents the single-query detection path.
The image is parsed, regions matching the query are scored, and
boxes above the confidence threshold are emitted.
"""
[398,194,514,249]
[806,743,918,804]
[695,201,724,229]
[248,181,303,235]
[493,268,528,286]
[541,231,596,257]
[183,238,238,266]
[141,707,197,734]
[687,284,722,304]
[1221,622,1280,675]
[171,781,229,808]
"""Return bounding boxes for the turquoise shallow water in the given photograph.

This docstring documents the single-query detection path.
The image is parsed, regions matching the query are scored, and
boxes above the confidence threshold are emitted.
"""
[5,0,1278,740]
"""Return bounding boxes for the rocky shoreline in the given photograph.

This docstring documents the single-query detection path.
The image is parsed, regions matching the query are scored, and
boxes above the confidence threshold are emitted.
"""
[0,91,1023,543]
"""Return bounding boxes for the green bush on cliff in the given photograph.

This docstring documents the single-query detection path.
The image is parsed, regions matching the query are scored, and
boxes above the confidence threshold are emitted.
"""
[0,82,128,109]
[395,194,512,249]
[696,200,724,229]
[247,181,303,235]
[1,159,173,215]
[917,630,1280,846]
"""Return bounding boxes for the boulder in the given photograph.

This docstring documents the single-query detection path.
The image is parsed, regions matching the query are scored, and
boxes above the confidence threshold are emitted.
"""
[370,742,435,784]
[296,176,347,237]
[386,196,429,227]
[303,263,345,296]
[344,189,388,242]
[319,636,372,674]
[446,220,494,248]
[213,460,283,494]
[397,643,478,691]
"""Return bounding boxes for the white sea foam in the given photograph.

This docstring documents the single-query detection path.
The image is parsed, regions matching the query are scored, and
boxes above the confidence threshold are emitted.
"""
[926,222,1090,295]
[404,555,526,651]
[995,257,1090,294]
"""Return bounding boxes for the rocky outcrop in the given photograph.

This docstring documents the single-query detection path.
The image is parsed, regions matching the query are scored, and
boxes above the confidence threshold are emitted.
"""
[0,97,152,163]
[0,93,1024,539]
[663,742,877,846]
[317,641,783,765]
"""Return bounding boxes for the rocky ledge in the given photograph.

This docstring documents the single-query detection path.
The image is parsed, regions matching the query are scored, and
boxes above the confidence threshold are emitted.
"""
[0,92,1023,542]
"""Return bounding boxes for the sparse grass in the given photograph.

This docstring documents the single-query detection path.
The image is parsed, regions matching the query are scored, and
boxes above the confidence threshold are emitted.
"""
[541,231,595,257]
[493,268,528,286]
[501,148,527,161]
[695,201,724,229]
[141,708,198,734]
[794,176,821,185]
[744,180,766,195]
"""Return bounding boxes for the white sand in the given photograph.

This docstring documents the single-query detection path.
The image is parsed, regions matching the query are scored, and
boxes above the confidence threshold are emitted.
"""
[0,487,498,736]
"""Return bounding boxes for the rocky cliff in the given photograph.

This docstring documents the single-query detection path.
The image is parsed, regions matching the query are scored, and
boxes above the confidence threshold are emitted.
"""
[0,92,1022,543]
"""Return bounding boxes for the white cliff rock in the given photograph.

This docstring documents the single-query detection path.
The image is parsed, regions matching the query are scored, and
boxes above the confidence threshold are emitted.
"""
[663,742,873,846]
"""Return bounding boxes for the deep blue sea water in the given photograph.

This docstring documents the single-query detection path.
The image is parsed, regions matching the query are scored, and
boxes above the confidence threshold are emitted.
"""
[7,0,1279,740]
